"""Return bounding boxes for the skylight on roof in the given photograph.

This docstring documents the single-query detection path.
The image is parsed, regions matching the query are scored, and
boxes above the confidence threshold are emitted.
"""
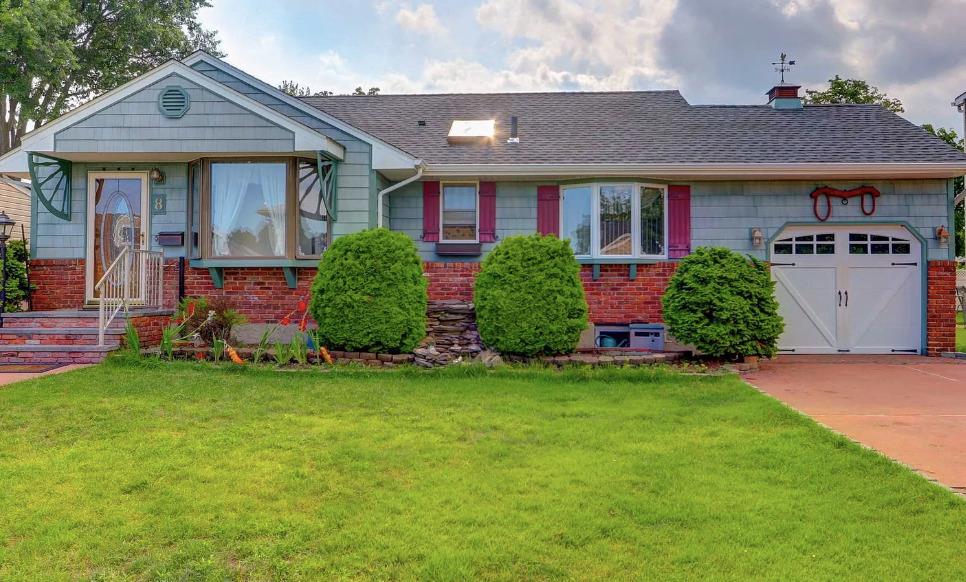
[448,119,495,142]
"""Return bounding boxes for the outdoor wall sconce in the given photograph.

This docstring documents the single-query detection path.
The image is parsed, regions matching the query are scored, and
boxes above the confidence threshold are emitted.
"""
[750,227,765,248]
[149,167,165,184]
[936,225,951,246]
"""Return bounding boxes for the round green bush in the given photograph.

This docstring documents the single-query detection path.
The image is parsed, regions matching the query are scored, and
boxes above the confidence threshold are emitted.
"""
[661,247,784,360]
[309,228,427,353]
[474,234,588,356]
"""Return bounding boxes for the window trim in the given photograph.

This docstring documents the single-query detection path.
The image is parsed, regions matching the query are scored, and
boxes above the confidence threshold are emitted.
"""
[560,182,668,260]
[439,180,480,244]
[194,156,332,261]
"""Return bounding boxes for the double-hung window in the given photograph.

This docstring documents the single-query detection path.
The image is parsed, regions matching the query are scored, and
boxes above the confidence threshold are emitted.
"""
[560,182,667,259]
[441,182,478,242]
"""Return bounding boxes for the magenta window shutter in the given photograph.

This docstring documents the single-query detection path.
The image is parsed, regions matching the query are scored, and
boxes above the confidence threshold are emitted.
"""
[479,181,497,242]
[667,185,691,258]
[422,181,440,242]
[536,185,560,236]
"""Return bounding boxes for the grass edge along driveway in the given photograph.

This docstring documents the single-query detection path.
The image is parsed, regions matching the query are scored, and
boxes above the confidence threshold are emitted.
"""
[1,360,964,580]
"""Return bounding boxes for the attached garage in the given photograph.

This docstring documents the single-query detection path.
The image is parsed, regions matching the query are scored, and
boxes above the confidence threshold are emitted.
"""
[771,224,923,354]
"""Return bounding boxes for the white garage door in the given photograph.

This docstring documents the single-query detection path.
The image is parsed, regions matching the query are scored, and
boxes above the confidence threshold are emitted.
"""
[771,225,921,354]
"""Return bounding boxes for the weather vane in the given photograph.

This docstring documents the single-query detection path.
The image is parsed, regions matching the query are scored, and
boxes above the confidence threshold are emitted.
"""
[772,52,796,84]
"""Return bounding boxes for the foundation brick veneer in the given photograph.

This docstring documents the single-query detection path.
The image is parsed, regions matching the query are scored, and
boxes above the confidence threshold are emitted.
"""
[29,259,86,311]
[927,260,956,356]
[27,258,955,355]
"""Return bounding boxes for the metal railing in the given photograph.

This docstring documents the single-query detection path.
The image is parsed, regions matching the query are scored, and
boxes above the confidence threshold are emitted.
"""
[96,246,164,345]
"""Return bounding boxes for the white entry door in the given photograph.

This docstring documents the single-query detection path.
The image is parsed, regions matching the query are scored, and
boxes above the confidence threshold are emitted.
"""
[771,225,921,354]
[85,172,150,302]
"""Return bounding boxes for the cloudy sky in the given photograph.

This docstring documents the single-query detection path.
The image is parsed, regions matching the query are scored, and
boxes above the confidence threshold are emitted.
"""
[199,0,966,131]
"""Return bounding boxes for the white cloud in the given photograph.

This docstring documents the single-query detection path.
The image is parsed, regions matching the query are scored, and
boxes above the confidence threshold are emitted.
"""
[395,4,446,36]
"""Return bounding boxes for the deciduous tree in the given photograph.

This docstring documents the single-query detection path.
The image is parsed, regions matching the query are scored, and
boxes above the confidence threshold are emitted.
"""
[0,0,221,155]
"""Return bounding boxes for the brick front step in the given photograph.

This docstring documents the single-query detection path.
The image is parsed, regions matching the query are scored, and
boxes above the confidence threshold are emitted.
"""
[0,327,123,346]
[0,344,118,364]
[2,308,171,329]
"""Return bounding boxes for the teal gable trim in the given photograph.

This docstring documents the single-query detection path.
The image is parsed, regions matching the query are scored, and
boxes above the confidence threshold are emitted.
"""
[947,179,956,260]
[766,220,929,356]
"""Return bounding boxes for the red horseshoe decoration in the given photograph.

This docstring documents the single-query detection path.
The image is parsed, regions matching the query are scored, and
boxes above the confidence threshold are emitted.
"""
[810,186,880,222]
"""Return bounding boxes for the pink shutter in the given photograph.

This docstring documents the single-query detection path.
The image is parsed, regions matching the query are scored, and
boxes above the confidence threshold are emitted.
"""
[422,181,440,242]
[479,181,497,242]
[536,185,560,236]
[667,184,691,258]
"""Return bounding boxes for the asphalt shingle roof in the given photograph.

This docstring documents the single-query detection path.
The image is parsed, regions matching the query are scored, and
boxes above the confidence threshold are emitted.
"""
[301,90,966,166]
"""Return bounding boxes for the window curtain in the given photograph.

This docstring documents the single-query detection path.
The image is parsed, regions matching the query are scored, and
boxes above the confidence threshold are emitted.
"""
[211,163,287,257]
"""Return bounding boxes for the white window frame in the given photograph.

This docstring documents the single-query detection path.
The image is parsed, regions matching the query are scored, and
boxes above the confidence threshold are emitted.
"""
[440,181,480,243]
[560,182,668,260]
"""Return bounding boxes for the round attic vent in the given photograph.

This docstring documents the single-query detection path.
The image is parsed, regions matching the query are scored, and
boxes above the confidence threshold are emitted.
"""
[158,86,190,118]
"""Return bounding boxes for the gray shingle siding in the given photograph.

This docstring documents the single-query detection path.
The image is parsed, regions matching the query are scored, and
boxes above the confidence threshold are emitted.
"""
[190,61,375,233]
[55,74,295,153]
[388,178,952,262]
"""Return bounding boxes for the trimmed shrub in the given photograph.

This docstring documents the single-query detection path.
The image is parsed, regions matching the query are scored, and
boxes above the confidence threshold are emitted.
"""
[661,247,784,360]
[474,234,588,356]
[3,240,30,312]
[309,228,427,353]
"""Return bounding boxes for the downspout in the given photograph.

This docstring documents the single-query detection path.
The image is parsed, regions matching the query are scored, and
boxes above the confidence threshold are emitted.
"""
[377,160,425,229]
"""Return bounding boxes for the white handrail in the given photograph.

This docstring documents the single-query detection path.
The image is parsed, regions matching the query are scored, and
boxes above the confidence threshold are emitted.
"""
[97,246,165,346]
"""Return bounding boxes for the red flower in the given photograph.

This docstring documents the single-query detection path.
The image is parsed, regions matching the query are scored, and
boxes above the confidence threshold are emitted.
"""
[297,299,307,312]
[194,351,205,361]
[187,302,196,317]
[280,316,291,326]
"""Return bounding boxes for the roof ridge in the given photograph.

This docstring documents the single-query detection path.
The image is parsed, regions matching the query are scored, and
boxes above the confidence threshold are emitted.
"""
[301,89,684,99]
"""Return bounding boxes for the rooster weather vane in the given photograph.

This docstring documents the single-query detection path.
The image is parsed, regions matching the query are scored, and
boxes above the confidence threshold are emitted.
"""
[772,52,796,84]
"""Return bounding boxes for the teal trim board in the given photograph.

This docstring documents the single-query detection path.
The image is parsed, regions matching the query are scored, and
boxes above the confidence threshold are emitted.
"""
[282,266,298,289]
[208,267,225,289]
[947,178,956,261]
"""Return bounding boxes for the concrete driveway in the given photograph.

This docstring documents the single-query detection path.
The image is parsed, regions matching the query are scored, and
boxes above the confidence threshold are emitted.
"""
[745,355,966,493]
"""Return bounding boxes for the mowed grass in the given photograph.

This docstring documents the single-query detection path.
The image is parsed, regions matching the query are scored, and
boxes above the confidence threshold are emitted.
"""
[957,312,966,352]
[1,361,965,580]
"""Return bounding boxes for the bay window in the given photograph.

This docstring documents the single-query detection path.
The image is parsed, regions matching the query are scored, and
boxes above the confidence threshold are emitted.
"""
[191,157,332,261]
[561,182,667,258]
[441,182,478,242]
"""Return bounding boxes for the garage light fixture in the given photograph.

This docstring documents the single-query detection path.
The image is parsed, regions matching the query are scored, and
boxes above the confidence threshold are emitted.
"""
[750,227,764,247]
[936,225,951,246]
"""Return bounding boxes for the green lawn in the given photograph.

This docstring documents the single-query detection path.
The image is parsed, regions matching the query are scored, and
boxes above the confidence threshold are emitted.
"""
[1,362,965,580]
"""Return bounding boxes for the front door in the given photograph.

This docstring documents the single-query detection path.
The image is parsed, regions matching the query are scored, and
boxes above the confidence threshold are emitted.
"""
[86,172,149,302]
[771,225,922,354]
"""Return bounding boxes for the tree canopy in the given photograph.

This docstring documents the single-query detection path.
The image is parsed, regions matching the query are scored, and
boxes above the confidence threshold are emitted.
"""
[277,81,380,98]
[803,75,904,113]
[0,0,221,155]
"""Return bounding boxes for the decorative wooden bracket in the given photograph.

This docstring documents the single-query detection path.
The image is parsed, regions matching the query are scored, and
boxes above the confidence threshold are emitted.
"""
[810,185,880,222]
[27,152,72,221]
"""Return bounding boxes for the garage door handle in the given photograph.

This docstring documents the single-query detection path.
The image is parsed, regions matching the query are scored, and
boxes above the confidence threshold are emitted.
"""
[891,262,918,266]
[838,290,842,306]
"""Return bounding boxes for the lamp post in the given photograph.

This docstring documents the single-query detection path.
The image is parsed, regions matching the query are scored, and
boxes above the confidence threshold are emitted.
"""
[0,211,16,328]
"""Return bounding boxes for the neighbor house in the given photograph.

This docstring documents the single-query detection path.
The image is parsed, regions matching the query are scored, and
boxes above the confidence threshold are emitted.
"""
[1,51,965,362]
[0,177,30,243]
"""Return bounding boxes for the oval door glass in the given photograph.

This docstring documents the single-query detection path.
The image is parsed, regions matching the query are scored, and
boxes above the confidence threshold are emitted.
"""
[92,177,143,298]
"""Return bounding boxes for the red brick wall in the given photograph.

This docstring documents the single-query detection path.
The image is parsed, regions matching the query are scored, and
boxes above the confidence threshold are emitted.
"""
[424,261,676,324]
[183,266,316,324]
[424,262,480,301]
[927,260,956,356]
[29,259,86,310]
[581,263,677,323]
[129,314,173,347]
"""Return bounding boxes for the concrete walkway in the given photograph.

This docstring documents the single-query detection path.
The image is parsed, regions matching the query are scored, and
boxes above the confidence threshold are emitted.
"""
[745,355,966,493]
[0,364,88,387]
